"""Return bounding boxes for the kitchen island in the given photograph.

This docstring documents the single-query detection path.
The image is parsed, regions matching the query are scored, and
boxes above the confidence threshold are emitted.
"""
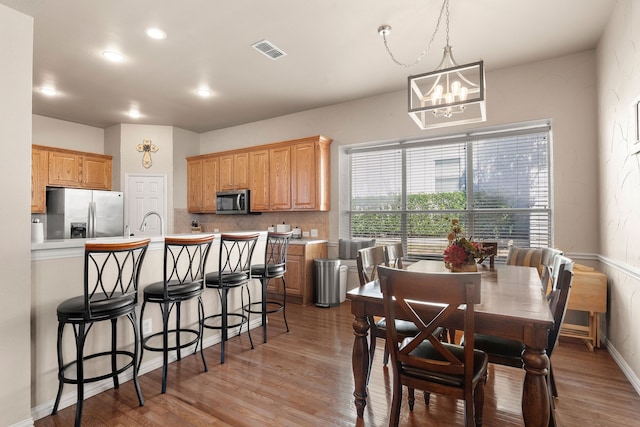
[30,232,267,420]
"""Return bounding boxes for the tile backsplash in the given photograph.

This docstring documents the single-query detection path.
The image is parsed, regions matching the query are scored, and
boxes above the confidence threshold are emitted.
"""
[174,209,328,238]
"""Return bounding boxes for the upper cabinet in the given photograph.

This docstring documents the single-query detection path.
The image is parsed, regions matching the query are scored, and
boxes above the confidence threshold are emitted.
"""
[31,145,113,213]
[219,152,249,191]
[47,148,112,190]
[187,156,218,213]
[186,135,331,213]
[31,147,48,213]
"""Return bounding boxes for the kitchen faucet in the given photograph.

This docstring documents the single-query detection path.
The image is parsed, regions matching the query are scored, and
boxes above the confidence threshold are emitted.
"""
[139,211,165,236]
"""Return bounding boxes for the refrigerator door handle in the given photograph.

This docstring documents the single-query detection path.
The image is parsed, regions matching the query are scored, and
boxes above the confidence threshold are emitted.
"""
[88,201,95,238]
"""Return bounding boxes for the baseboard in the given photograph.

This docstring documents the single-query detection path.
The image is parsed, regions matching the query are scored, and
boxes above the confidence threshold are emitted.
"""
[601,334,640,396]
[9,418,34,427]
[31,317,262,421]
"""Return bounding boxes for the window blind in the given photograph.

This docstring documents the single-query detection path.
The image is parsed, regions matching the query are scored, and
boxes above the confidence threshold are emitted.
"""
[348,125,551,259]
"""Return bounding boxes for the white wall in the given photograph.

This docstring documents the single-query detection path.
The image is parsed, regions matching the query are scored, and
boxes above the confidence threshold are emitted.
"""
[32,114,104,153]
[0,4,33,426]
[597,0,640,392]
[199,50,600,255]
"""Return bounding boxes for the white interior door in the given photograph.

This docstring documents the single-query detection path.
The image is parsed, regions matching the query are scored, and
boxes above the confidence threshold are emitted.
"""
[125,173,167,237]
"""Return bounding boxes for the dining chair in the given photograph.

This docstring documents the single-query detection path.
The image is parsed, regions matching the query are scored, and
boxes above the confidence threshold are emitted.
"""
[472,256,574,398]
[383,242,404,269]
[52,239,150,427]
[356,246,421,381]
[506,246,544,277]
[541,247,564,294]
[204,233,259,363]
[378,265,488,427]
[245,231,293,343]
[138,234,214,393]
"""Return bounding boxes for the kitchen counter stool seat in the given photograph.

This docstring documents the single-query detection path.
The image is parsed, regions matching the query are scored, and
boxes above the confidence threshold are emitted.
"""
[139,235,214,394]
[52,239,150,427]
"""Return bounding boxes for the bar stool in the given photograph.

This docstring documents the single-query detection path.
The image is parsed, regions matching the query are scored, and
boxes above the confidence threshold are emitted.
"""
[245,231,292,343]
[52,238,150,427]
[138,234,214,394]
[204,233,259,363]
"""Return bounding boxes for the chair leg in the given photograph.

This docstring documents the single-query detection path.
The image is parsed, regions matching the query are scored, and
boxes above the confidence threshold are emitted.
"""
[197,296,208,372]
[221,288,227,364]
[473,371,487,427]
[366,319,377,385]
[161,302,170,393]
[74,323,87,427]
[408,387,415,411]
[550,362,558,398]
[110,318,120,389]
[383,345,390,366]
[261,278,268,343]
[281,276,290,332]
[138,300,147,368]
[52,321,65,415]
[389,377,402,427]
[244,285,254,349]
[128,312,144,406]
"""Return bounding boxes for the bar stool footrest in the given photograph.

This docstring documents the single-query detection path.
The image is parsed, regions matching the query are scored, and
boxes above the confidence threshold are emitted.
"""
[202,313,248,330]
[141,328,200,353]
[58,350,136,385]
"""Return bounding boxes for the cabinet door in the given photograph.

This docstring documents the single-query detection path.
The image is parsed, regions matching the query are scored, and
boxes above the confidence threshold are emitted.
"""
[202,157,219,212]
[48,151,80,187]
[249,150,269,211]
[219,154,234,190]
[187,158,204,212]
[284,253,304,298]
[81,155,111,190]
[234,152,249,189]
[31,148,48,213]
[269,145,291,210]
[291,142,316,210]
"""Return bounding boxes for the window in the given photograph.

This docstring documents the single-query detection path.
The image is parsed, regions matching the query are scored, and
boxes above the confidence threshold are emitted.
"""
[346,123,551,259]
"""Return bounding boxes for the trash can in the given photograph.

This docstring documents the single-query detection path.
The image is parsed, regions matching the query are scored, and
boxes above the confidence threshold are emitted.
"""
[314,258,346,307]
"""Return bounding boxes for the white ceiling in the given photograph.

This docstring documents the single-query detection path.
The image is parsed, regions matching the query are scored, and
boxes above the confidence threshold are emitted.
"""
[1,0,615,133]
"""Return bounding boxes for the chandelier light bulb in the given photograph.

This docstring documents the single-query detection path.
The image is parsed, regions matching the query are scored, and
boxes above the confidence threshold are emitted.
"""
[451,81,461,95]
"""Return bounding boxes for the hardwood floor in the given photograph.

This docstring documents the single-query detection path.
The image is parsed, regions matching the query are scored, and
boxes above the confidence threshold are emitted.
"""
[36,301,640,426]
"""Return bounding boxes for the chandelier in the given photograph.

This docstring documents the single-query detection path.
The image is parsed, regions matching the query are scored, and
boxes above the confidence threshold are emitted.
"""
[378,0,486,130]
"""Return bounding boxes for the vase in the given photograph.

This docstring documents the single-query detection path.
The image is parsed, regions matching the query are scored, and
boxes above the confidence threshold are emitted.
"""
[450,263,478,273]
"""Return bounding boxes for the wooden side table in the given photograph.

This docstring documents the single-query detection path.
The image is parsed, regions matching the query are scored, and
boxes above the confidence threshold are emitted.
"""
[559,263,607,351]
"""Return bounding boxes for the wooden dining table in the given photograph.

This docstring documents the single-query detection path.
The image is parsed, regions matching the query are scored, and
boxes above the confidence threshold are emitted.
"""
[346,260,555,427]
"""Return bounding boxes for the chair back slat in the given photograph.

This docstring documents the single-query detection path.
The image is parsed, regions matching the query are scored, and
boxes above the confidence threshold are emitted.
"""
[356,246,386,286]
[163,235,214,298]
[541,247,564,293]
[219,233,260,275]
[84,239,151,318]
[264,231,292,275]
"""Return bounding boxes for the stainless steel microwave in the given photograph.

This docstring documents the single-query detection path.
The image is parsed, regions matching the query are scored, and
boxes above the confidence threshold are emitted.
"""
[216,189,250,214]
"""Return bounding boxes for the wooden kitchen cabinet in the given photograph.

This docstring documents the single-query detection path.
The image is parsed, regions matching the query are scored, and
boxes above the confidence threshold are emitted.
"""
[269,145,291,210]
[219,152,249,190]
[31,147,48,213]
[268,241,327,305]
[249,149,269,211]
[47,148,112,190]
[185,135,331,213]
[187,156,219,213]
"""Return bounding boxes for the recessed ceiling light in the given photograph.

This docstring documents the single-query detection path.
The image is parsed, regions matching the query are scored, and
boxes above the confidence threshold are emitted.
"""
[146,27,167,40]
[128,109,141,119]
[102,50,124,62]
[38,86,57,96]
[196,88,213,97]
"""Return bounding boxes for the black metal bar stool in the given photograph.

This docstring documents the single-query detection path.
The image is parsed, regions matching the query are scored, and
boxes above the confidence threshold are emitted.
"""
[203,233,259,363]
[138,234,214,394]
[52,238,150,427]
[245,231,292,343]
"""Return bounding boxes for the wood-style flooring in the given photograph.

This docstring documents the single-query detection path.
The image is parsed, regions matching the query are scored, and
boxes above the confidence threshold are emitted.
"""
[35,300,640,426]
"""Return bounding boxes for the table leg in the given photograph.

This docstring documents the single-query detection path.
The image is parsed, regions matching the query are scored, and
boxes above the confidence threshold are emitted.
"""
[351,302,371,418]
[521,346,551,427]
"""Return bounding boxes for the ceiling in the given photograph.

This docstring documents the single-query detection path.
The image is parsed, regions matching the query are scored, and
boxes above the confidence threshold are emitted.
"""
[1,0,615,134]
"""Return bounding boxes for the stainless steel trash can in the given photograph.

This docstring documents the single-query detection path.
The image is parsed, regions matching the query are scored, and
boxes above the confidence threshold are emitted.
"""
[315,258,344,307]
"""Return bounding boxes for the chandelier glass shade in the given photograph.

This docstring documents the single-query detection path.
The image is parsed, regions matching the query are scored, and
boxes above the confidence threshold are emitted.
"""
[408,46,486,130]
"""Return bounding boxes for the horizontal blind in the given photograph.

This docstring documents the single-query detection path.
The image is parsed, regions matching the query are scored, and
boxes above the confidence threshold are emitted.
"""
[348,124,551,258]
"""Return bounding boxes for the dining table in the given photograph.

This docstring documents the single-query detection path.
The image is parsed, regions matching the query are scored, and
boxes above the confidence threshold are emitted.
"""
[346,260,555,427]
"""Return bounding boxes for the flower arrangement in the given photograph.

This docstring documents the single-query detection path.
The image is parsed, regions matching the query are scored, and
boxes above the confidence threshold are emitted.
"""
[443,218,486,271]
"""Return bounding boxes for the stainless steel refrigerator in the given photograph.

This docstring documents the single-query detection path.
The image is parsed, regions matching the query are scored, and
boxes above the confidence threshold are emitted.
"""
[46,188,124,239]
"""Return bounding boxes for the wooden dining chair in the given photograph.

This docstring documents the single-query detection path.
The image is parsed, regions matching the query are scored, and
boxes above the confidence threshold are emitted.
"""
[541,247,564,294]
[383,242,404,269]
[472,256,574,398]
[506,246,544,277]
[378,265,488,427]
[356,246,418,380]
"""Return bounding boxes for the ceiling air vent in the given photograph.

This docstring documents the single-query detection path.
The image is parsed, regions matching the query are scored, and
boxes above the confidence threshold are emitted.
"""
[251,39,287,60]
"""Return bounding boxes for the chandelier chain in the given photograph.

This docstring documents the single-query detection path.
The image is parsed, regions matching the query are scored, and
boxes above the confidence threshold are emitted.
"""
[381,0,449,68]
